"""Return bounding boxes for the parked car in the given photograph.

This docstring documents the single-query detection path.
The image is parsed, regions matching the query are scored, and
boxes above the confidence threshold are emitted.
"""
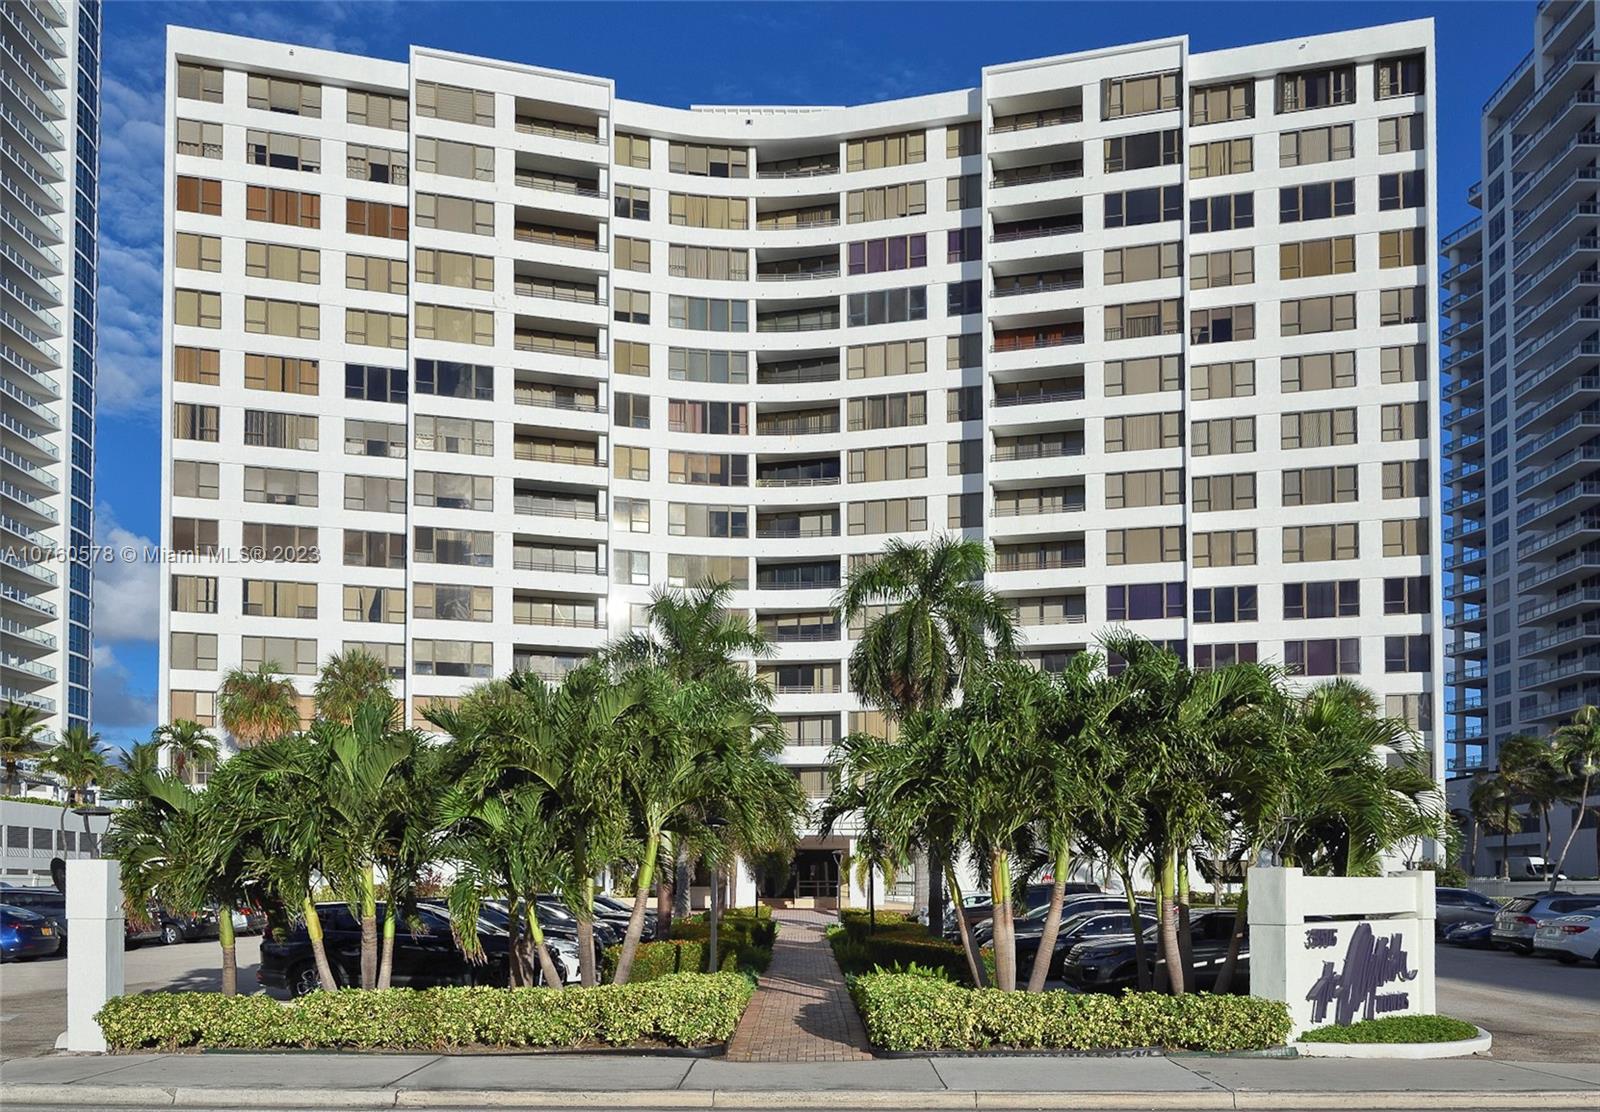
[1507,856,1567,881]
[0,904,63,962]
[259,902,526,996]
[1533,913,1600,966]
[469,901,581,983]
[1492,892,1600,953]
[0,887,67,951]
[947,883,1103,939]
[1012,906,1158,981]
[534,895,622,947]
[974,893,1138,946]
[1443,920,1493,947]
[1435,887,1501,938]
[595,894,658,940]
[230,905,268,935]
[1061,909,1247,994]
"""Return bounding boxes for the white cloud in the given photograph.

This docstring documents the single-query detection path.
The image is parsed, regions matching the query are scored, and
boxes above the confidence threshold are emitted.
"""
[91,643,157,735]
[91,508,160,644]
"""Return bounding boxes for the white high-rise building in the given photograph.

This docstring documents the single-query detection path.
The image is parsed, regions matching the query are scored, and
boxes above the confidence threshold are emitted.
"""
[2,0,99,735]
[162,22,1440,902]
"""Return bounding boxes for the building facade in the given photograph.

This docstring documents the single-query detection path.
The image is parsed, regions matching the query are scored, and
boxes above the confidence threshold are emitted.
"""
[2,0,99,736]
[162,22,1441,899]
[1443,0,1600,877]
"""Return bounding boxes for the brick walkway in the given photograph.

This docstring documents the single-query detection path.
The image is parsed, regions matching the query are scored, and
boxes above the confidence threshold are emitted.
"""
[724,910,872,1062]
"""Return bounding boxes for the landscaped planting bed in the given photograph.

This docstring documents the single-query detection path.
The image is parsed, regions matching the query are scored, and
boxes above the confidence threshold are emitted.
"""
[96,972,754,1051]
[1297,1015,1480,1044]
[849,972,1291,1053]
[829,910,979,983]
[603,909,777,982]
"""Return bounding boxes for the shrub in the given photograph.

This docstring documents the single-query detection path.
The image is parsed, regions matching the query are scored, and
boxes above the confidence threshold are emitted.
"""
[848,973,1291,1053]
[1296,1015,1479,1044]
[602,915,774,982]
[829,915,978,984]
[96,972,754,1052]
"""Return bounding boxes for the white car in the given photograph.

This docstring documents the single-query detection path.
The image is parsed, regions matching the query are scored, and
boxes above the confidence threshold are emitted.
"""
[1533,913,1600,966]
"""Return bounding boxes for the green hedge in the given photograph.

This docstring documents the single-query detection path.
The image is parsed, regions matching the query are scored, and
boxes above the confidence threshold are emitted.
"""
[674,910,779,950]
[601,938,771,981]
[1297,1015,1479,1044]
[829,913,979,984]
[848,973,1291,1052]
[97,973,754,1052]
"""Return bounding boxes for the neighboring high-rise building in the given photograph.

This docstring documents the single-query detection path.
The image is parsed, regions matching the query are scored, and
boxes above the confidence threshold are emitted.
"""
[162,22,1440,902]
[2,0,99,735]
[1443,0,1600,878]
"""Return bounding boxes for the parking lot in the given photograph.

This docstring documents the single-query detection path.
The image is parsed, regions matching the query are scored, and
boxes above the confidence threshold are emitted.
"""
[0,934,1594,1062]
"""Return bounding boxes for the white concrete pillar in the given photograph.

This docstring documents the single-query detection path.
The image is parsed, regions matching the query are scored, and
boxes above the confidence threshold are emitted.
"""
[733,856,758,909]
[57,859,124,1053]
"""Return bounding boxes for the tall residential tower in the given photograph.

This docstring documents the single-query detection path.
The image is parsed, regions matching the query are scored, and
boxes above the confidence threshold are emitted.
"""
[162,22,1439,902]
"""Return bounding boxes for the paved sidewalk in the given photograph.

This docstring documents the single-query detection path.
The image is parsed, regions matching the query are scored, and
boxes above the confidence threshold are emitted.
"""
[3,1053,1599,1109]
[724,910,871,1062]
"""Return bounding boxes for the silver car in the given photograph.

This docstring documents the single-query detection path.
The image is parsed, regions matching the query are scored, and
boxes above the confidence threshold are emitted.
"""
[1493,892,1600,953]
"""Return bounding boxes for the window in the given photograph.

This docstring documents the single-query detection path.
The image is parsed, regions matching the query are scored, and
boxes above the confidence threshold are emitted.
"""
[667,452,747,487]
[1189,304,1255,344]
[347,89,407,130]
[664,140,749,178]
[948,491,983,527]
[1284,638,1360,676]
[669,399,747,434]
[242,580,318,620]
[344,419,406,459]
[1385,634,1431,673]
[668,295,748,332]
[1106,526,1183,565]
[847,391,926,431]
[245,185,320,228]
[1277,65,1355,113]
[1104,411,1181,452]
[614,131,651,168]
[416,192,492,235]
[175,232,221,273]
[245,241,319,283]
[1378,113,1425,155]
[1194,643,1258,671]
[847,498,928,535]
[173,459,220,499]
[946,173,980,210]
[342,586,406,626]
[1284,580,1360,619]
[947,439,981,475]
[1104,185,1181,228]
[665,553,747,589]
[173,346,220,385]
[668,193,749,230]
[1104,242,1181,284]
[346,199,407,239]
[174,289,221,329]
[668,244,747,280]
[1190,360,1253,400]
[1380,170,1425,210]
[1279,179,1354,222]
[416,136,494,181]
[175,118,222,159]
[413,583,492,623]
[347,143,407,185]
[1283,523,1359,563]
[176,175,222,216]
[243,409,318,450]
[847,286,928,326]
[415,414,492,456]
[1385,575,1431,614]
[1102,71,1179,119]
[609,288,648,325]
[177,62,223,103]
[414,526,494,567]
[848,444,928,482]
[344,529,405,569]
[347,253,409,294]
[1191,473,1256,512]
[240,522,317,562]
[614,393,650,429]
[614,236,650,273]
[1194,585,1258,623]
[669,347,748,383]
[344,308,406,348]
[1104,129,1180,172]
[1189,248,1252,290]
[415,471,493,512]
[1104,299,1179,340]
[1387,694,1432,732]
[845,182,927,223]
[1279,123,1354,167]
[170,631,218,672]
[1106,583,1185,621]
[848,234,927,275]
[668,503,748,538]
[1382,345,1426,383]
[247,73,320,116]
[614,183,650,221]
[1188,137,1252,178]
[615,339,652,377]
[1194,529,1257,567]
[341,474,403,513]
[1382,402,1427,441]
[171,575,218,614]
[1190,416,1254,456]
[1190,80,1253,124]
[1105,355,1180,396]
[416,81,493,127]
[1281,351,1356,392]
[1103,470,1178,510]
[1280,236,1355,279]
[1280,294,1356,336]
[345,364,406,404]
[244,354,318,395]
[413,639,494,679]
[1282,465,1358,506]
[1380,286,1426,326]
[245,129,320,172]
[1282,408,1356,449]
[173,402,218,442]
[946,121,980,158]
[414,248,492,291]
[1376,54,1425,99]
[948,384,982,423]
[845,129,926,170]
[415,303,494,345]
[1383,517,1429,557]
[948,226,982,263]
[1379,228,1426,269]
[171,517,219,555]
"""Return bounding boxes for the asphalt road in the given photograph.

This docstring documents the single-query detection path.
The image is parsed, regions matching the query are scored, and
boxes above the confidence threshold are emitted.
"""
[1,934,1594,1062]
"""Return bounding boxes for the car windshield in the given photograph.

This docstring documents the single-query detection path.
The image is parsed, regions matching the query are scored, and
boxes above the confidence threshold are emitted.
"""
[0,904,43,921]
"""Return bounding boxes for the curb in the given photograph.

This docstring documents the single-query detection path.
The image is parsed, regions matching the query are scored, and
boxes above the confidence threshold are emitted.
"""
[1293,1026,1494,1060]
[3,1087,1598,1110]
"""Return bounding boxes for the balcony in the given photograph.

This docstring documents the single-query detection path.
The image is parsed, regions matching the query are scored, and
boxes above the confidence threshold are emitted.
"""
[756,255,840,282]
[513,329,602,360]
[991,325,1084,353]
[992,214,1083,244]
[990,105,1083,134]
[992,270,1084,299]
[514,168,603,200]
[993,377,1086,408]
[1517,480,1600,528]
[1440,215,1481,251]
[513,493,603,520]
[1521,621,1600,656]
[757,357,838,386]
[993,436,1085,463]
[994,546,1087,573]
[513,439,602,468]
[759,621,841,644]
[992,160,1084,190]
[756,410,839,437]
[756,304,840,333]
[514,275,604,307]
[514,115,603,146]
[756,152,839,179]
[1519,586,1600,625]
[513,222,603,254]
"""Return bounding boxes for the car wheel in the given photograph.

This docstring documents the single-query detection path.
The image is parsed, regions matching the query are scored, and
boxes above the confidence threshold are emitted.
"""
[287,962,325,997]
[1557,953,1578,964]
[161,924,182,946]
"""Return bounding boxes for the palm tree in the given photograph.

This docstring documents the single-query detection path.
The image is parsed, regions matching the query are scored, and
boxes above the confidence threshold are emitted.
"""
[151,719,218,785]
[1,702,49,795]
[39,726,110,804]
[111,739,163,794]
[313,648,393,724]
[837,534,1018,935]
[1500,733,1564,865]
[1551,707,1600,886]
[217,665,301,749]
[1471,770,1523,880]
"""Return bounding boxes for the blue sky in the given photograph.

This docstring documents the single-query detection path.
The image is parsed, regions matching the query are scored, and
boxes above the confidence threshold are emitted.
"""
[88,0,1531,749]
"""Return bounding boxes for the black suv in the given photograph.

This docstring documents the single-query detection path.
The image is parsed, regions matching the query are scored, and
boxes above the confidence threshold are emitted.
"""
[259,902,519,996]
[1061,908,1248,993]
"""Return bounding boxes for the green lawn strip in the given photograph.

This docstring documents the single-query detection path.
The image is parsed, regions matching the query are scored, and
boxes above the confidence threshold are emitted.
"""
[1296,1015,1481,1044]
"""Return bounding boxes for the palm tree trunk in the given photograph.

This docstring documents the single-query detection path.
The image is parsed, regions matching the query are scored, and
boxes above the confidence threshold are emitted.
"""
[672,840,691,921]
[1120,865,1152,992]
[1214,881,1247,995]
[926,839,946,940]
[707,862,721,972]
[522,897,564,988]
[991,850,1016,991]
[302,896,339,991]
[1158,852,1185,996]
[1541,805,1554,864]
[359,866,378,990]
[912,850,929,929]
[217,906,237,996]
[1026,841,1069,993]
[945,866,988,987]
[1550,774,1594,886]
[1176,852,1196,991]
[612,830,661,985]
[656,876,673,939]
[377,906,397,990]
[1500,801,1512,879]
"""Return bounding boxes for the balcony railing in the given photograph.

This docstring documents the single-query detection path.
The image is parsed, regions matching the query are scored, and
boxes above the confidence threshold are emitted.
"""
[993,387,1086,407]
[990,106,1083,133]
[757,363,839,385]
[991,219,1083,243]
[994,553,1087,572]
[991,163,1084,189]
[992,276,1084,298]
[514,117,603,145]
[756,524,840,539]
[992,443,1085,462]
[757,416,840,436]
[513,496,603,520]
[755,475,840,488]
